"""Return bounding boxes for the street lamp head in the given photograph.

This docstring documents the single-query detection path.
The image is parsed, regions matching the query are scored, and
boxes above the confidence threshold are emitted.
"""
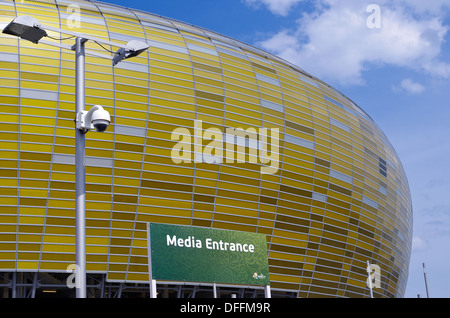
[2,15,47,43]
[113,40,149,66]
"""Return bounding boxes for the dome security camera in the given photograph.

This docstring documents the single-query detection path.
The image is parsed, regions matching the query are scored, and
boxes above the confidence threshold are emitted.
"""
[76,105,111,133]
[90,107,110,132]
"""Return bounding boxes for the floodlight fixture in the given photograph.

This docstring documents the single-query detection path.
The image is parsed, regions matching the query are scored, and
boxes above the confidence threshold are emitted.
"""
[2,15,47,43]
[113,40,149,66]
[3,16,150,66]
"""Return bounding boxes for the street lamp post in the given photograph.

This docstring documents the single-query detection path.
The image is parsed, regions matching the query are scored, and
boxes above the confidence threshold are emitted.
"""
[74,37,87,298]
[3,16,149,298]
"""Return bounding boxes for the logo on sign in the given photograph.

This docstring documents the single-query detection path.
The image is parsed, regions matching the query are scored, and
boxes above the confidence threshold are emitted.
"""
[253,272,266,280]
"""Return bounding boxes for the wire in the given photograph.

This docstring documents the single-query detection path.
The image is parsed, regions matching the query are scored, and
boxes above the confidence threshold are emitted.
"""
[45,35,114,55]
[93,40,114,54]
[46,34,77,41]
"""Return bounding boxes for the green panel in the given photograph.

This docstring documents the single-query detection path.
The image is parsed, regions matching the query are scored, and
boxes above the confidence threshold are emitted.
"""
[148,223,270,285]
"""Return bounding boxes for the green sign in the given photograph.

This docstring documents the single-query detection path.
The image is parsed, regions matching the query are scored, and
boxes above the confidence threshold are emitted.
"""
[147,223,270,286]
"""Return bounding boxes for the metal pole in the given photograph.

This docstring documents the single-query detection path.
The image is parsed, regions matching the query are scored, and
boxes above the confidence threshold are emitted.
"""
[264,285,271,298]
[367,260,373,298]
[423,263,430,298]
[146,223,157,298]
[149,279,157,298]
[75,36,87,298]
[11,272,16,298]
[31,272,37,298]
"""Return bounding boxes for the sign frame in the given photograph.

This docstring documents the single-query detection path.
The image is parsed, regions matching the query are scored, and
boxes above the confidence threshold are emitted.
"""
[146,223,271,298]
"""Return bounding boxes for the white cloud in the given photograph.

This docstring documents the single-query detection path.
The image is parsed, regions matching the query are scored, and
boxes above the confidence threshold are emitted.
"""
[412,236,428,252]
[243,0,303,16]
[399,0,450,15]
[255,0,450,85]
[393,78,426,94]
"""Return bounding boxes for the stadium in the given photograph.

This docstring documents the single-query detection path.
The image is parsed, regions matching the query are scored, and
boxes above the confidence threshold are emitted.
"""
[0,0,412,298]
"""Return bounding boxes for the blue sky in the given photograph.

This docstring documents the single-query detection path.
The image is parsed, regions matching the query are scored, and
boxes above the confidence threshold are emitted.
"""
[103,0,450,298]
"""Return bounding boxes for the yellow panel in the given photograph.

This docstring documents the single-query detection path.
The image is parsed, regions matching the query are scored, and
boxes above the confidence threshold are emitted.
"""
[149,43,189,58]
[225,91,260,105]
[17,261,39,270]
[18,215,45,225]
[150,55,191,68]
[224,81,259,95]
[42,244,75,253]
[195,83,223,95]
[0,140,18,150]
[222,67,255,80]
[20,115,55,126]
[151,81,194,95]
[194,70,223,82]
[149,104,195,118]
[269,251,304,262]
[140,197,191,209]
[151,70,194,84]
[147,29,185,42]
[0,78,19,87]
[20,142,53,153]
[113,176,140,187]
[221,58,253,71]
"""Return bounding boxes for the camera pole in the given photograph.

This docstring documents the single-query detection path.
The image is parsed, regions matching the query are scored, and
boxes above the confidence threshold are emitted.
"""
[75,36,87,298]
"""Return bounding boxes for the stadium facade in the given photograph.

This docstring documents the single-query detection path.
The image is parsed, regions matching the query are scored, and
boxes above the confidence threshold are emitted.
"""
[0,0,412,298]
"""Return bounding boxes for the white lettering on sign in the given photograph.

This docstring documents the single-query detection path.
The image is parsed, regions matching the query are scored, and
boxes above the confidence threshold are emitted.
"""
[166,235,202,248]
[166,235,255,253]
